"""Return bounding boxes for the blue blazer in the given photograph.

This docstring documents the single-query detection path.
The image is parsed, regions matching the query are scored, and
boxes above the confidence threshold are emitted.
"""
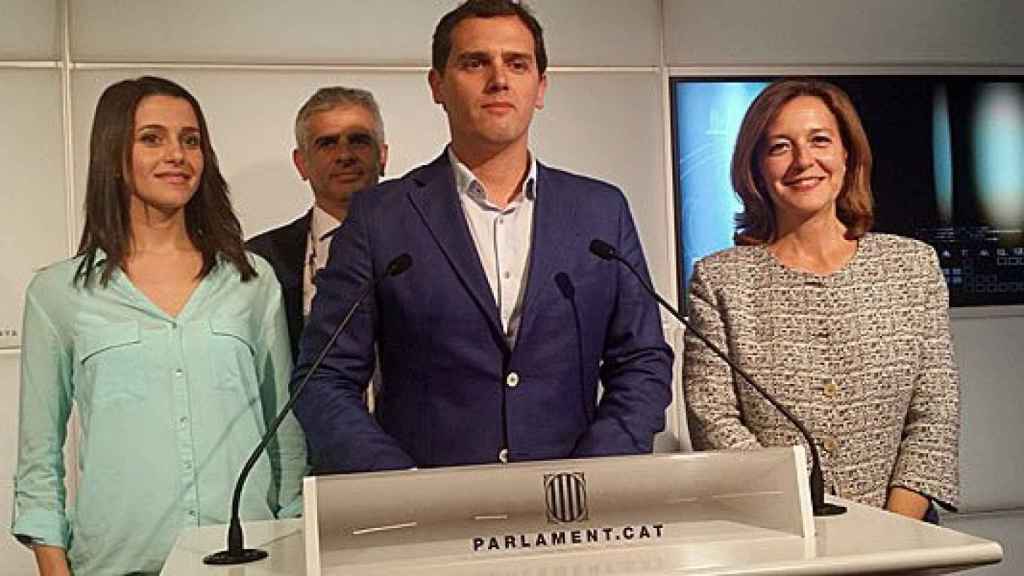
[293,153,673,473]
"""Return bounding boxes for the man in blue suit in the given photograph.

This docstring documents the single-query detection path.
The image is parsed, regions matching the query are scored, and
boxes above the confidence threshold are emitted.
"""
[293,0,672,473]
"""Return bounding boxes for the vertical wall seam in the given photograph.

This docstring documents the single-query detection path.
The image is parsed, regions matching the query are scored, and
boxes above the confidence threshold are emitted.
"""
[657,0,677,305]
[656,0,685,452]
[58,0,81,503]
[60,0,75,258]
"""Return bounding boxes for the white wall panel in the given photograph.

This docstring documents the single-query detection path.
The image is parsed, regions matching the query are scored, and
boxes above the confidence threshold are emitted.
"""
[0,0,60,61]
[0,69,68,349]
[70,0,445,65]
[0,353,39,575]
[664,0,1024,66]
[532,71,671,294]
[531,0,660,67]
[70,0,658,67]
[951,315,1024,512]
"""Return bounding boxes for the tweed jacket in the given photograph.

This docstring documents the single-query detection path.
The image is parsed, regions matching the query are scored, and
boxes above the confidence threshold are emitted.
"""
[683,233,960,509]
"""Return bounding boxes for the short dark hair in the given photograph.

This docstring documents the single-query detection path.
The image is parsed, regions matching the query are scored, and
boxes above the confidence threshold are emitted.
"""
[432,0,547,75]
[731,78,874,245]
[76,76,255,286]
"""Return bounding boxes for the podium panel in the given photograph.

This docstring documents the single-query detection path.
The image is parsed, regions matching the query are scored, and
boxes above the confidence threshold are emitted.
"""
[303,448,814,574]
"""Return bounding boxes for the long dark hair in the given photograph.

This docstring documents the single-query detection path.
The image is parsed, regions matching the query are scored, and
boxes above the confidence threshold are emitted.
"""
[75,75,255,286]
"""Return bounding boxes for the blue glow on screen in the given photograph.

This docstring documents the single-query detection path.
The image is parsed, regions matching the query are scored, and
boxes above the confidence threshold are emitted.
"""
[932,85,953,224]
[675,81,767,290]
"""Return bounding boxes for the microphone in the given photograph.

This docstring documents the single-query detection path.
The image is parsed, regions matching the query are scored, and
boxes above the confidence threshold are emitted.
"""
[204,252,414,565]
[589,239,845,517]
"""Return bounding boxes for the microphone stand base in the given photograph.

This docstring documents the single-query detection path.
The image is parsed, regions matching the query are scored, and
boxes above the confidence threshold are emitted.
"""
[813,502,848,516]
[202,548,269,565]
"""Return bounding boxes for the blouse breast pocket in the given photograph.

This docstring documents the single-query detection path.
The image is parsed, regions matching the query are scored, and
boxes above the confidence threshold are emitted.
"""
[208,316,259,395]
[75,322,144,405]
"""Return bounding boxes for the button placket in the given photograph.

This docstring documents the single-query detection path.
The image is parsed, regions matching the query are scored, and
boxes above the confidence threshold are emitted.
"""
[495,208,517,335]
[171,321,200,523]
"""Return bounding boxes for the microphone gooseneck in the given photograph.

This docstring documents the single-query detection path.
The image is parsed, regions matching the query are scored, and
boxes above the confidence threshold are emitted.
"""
[203,253,414,565]
[589,239,845,517]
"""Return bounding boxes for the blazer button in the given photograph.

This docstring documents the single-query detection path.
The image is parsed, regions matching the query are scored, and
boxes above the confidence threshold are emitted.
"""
[506,372,520,388]
[823,437,839,454]
[823,380,838,397]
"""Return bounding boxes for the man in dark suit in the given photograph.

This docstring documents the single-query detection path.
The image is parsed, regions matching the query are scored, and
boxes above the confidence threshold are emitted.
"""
[294,0,672,473]
[247,87,388,359]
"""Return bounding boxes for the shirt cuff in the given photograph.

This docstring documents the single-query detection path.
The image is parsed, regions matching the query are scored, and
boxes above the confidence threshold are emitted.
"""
[12,507,70,549]
[890,448,959,511]
[277,497,303,519]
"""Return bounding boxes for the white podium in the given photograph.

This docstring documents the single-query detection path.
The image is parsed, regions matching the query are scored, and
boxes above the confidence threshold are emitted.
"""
[162,448,1002,575]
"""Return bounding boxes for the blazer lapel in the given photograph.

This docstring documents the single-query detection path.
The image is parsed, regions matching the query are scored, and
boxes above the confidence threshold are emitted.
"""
[518,163,577,342]
[407,153,504,340]
[280,211,311,353]
[283,210,311,292]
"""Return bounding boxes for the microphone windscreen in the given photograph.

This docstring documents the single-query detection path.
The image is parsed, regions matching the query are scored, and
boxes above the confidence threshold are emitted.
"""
[589,239,617,260]
[386,253,413,277]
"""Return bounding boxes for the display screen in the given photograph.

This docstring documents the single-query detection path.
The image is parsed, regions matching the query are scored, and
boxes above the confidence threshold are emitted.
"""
[671,75,1024,308]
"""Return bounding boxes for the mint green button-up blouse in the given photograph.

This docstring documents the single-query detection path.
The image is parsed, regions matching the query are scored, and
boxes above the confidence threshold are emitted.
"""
[12,253,307,575]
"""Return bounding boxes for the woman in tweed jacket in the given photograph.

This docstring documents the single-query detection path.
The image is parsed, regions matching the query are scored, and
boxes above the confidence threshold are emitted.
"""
[683,79,959,520]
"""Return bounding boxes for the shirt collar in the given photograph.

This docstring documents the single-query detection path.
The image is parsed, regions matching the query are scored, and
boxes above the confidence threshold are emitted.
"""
[447,145,538,206]
[311,203,342,242]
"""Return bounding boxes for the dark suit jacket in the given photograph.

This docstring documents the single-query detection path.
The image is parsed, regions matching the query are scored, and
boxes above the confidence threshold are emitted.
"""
[293,153,673,473]
[246,211,310,360]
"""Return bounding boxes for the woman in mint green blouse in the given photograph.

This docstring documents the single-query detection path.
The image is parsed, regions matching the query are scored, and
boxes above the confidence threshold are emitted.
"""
[12,76,306,576]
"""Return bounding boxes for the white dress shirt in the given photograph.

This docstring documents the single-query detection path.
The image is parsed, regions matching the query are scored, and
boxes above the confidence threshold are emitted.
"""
[448,147,538,349]
[303,204,342,318]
